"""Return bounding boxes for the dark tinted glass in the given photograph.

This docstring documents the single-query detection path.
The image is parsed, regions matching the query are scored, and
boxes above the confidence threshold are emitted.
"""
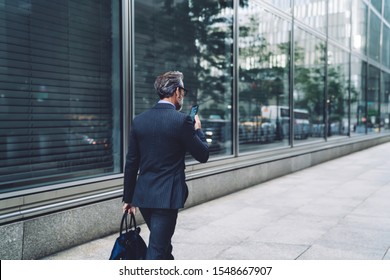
[0,0,122,192]
[134,0,234,157]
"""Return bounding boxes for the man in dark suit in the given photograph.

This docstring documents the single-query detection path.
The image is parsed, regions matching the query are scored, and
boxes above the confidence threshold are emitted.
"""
[123,71,209,259]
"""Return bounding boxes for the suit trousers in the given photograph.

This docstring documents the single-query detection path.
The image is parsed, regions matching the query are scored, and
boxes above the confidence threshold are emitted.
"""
[140,208,178,260]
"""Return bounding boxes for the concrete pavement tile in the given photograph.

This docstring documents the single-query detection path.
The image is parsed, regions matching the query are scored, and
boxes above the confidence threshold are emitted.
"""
[210,207,275,232]
[264,175,305,187]
[315,167,367,180]
[251,223,326,245]
[357,170,390,184]
[239,183,291,201]
[256,195,315,210]
[297,244,386,260]
[177,209,228,231]
[295,197,361,217]
[374,184,390,196]
[383,248,390,260]
[173,224,253,246]
[339,214,390,232]
[352,196,390,218]
[218,241,309,260]
[249,201,305,219]
[174,243,229,260]
[288,182,337,194]
[327,181,381,200]
[314,226,390,251]
[379,185,390,199]
[275,213,340,230]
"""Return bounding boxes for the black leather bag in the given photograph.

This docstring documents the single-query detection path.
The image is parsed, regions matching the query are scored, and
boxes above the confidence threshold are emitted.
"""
[109,212,147,260]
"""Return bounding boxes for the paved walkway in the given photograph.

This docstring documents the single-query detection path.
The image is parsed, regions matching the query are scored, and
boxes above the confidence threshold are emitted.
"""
[42,142,390,260]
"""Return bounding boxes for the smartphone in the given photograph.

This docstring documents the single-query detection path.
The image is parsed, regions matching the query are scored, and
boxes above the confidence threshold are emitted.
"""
[189,105,199,124]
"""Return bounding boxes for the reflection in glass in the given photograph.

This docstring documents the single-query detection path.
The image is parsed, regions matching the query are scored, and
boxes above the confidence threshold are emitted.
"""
[326,44,350,137]
[381,72,390,132]
[0,0,121,192]
[371,0,382,14]
[294,28,326,142]
[263,0,291,13]
[328,0,351,47]
[383,25,390,68]
[367,65,380,133]
[294,0,327,34]
[238,3,291,153]
[350,57,367,134]
[351,0,368,54]
[369,11,381,62]
[385,0,390,23]
[134,0,233,158]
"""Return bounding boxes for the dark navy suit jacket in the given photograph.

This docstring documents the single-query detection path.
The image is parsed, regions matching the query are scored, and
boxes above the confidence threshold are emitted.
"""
[123,102,209,209]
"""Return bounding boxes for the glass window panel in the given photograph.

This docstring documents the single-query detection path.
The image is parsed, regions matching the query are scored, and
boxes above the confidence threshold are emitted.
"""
[351,0,368,54]
[294,0,327,34]
[367,65,381,133]
[385,0,390,23]
[328,0,352,47]
[383,24,390,68]
[371,0,382,13]
[238,3,291,153]
[133,0,234,158]
[263,0,291,13]
[326,44,350,138]
[368,11,381,62]
[0,0,122,193]
[350,57,367,135]
[381,72,390,132]
[294,28,326,143]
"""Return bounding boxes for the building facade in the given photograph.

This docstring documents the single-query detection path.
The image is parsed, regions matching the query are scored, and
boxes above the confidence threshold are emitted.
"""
[1,0,390,259]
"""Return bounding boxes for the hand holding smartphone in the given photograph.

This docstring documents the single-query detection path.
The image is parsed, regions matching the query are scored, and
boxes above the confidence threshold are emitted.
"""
[189,105,199,124]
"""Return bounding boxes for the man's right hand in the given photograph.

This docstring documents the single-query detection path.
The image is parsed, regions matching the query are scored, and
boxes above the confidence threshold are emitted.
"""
[123,203,136,214]
[194,114,202,130]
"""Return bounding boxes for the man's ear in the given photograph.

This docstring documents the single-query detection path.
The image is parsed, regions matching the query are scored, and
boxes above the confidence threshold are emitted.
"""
[175,87,181,98]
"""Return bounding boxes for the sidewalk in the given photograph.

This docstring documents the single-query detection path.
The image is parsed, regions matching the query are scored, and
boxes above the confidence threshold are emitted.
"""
[42,142,390,260]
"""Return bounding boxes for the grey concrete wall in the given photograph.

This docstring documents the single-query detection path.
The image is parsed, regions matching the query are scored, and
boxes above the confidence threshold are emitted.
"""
[0,198,123,260]
[1,136,389,259]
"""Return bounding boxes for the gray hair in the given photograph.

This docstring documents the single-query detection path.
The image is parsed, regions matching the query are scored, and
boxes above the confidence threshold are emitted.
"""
[154,71,184,99]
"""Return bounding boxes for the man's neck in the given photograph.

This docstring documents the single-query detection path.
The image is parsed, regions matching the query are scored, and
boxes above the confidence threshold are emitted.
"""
[161,96,175,104]
[158,99,174,106]
[159,96,181,111]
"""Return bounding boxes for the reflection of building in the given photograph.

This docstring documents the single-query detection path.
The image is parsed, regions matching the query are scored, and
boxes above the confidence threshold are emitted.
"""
[1,0,390,259]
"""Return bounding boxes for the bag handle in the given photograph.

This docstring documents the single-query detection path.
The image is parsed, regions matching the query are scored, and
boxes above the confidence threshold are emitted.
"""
[119,212,137,234]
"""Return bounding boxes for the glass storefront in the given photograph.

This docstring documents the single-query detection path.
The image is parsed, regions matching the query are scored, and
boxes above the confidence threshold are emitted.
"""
[263,0,291,13]
[238,2,291,152]
[368,65,381,133]
[0,0,122,192]
[1,0,390,195]
[294,0,327,35]
[133,0,234,157]
[369,10,381,62]
[371,0,382,14]
[384,24,390,69]
[385,0,390,23]
[352,0,368,55]
[294,28,326,142]
[381,72,390,131]
[350,57,367,134]
[328,0,351,47]
[327,44,350,138]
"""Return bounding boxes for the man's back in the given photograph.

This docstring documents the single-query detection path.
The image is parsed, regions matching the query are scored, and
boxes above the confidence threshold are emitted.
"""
[124,102,209,209]
[122,71,209,259]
